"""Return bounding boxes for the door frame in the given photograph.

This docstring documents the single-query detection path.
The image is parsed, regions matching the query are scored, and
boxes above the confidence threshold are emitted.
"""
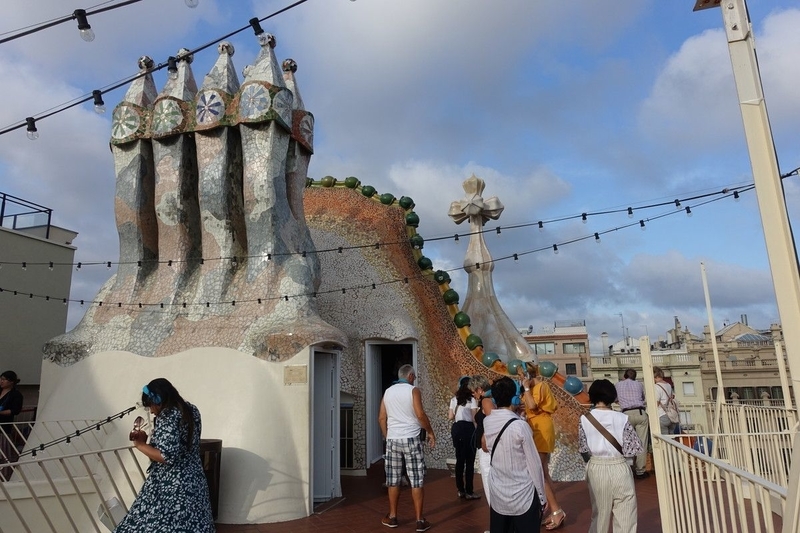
[365,340,418,465]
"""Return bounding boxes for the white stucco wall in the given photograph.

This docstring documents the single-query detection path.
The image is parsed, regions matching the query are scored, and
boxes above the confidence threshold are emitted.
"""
[36,347,313,524]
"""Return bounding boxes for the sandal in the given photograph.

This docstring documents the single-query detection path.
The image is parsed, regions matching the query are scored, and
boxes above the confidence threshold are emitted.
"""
[544,508,566,530]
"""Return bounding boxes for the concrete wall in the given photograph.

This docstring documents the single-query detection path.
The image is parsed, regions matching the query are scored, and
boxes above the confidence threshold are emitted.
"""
[36,346,313,524]
[0,226,75,386]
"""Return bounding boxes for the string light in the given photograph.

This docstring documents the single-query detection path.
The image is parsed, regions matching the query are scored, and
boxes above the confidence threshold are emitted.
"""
[685,206,692,217]
[594,232,600,243]
[74,9,95,42]
[26,117,39,140]
[553,244,559,255]
[733,191,740,201]
[92,90,106,114]
[674,199,681,209]
[581,213,587,223]
[640,220,646,231]
[538,221,544,231]
[167,56,179,80]
[627,207,633,218]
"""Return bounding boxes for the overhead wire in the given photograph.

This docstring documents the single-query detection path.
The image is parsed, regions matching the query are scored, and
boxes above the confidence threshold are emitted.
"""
[0,0,311,137]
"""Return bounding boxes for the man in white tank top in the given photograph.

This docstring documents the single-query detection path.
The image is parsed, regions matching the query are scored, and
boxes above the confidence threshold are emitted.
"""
[378,364,436,532]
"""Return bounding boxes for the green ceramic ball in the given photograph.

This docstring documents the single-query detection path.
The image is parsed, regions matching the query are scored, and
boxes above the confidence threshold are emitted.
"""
[482,351,500,367]
[399,196,415,209]
[465,334,483,350]
[506,359,525,376]
[405,212,420,227]
[344,176,360,188]
[379,193,395,205]
[409,234,424,249]
[320,175,336,187]
[453,312,471,328]
[564,376,584,395]
[442,289,459,305]
[433,270,451,284]
[538,361,557,378]
[361,185,376,197]
[417,256,433,270]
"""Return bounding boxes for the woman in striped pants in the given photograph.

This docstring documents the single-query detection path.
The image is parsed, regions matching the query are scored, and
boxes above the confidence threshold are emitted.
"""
[578,379,644,533]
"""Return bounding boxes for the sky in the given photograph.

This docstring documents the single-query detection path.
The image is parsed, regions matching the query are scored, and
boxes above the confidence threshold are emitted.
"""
[0,0,799,355]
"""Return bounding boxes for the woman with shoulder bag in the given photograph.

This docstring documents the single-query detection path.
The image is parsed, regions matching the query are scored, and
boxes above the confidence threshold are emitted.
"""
[448,376,480,499]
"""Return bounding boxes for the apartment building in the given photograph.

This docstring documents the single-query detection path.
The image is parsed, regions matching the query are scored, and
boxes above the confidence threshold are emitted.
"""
[0,192,77,386]
[521,319,592,389]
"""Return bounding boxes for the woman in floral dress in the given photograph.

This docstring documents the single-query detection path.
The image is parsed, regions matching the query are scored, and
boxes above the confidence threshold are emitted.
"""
[116,378,215,532]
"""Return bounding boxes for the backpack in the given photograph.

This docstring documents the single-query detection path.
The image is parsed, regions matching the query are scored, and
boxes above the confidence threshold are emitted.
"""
[657,383,681,424]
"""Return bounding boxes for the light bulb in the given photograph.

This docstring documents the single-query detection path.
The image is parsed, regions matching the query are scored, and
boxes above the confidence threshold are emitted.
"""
[733,191,740,202]
[594,233,601,243]
[553,244,559,255]
[581,213,587,224]
[640,220,646,231]
[80,27,95,42]
[538,221,544,232]
[674,199,681,209]
[74,10,95,42]
[185,0,199,7]
[685,206,692,217]
[92,90,105,114]
[167,57,179,80]
[627,207,633,218]
[26,117,39,140]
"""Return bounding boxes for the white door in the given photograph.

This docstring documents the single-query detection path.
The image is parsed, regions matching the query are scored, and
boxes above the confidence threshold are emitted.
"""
[365,341,417,465]
[313,350,341,502]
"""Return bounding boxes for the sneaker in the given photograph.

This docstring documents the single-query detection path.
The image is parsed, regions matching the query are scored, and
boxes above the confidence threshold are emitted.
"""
[416,519,432,532]
[382,515,398,528]
[635,471,651,479]
[457,491,465,499]
[464,493,481,500]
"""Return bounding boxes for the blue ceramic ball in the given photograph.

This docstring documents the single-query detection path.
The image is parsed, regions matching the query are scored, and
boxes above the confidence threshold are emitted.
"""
[482,352,500,367]
[563,376,584,395]
[507,359,525,376]
[538,361,557,378]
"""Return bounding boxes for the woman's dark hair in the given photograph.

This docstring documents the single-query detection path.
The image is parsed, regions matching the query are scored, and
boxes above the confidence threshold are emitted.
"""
[0,371,20,385]
[588,379,617,406]
[653,366,665,379]
[142,378,195,447]
[623,368,637,380]
[455,378,472,406]
[491,377,516,408]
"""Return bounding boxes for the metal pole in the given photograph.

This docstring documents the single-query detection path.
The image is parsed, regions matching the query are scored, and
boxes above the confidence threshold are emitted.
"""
[701,262,726,439]
[705,0,800,396]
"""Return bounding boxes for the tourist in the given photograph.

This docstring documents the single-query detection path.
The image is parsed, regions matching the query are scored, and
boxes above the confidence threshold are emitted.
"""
[579,379,644,533]
[484,376,547,533]
[519,365,565,529]
[615,368,650,479]
[115,378,214,532]
[379,364,435,532]
[448,376,480,499]
[653,367,676,434]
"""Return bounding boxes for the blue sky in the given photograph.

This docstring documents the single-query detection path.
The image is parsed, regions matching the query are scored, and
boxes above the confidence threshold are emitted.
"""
[1,0,798,353]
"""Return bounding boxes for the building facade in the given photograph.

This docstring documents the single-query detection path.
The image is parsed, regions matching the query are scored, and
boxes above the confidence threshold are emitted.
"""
[522,320,592,389]
[0,192,77,386]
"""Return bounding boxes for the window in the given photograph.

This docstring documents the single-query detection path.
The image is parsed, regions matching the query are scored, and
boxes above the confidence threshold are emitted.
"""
[581,363,588,377]
[682,382,695,396]
[563,342,586,354]
[529,342,555,355]
[565,363,577,375]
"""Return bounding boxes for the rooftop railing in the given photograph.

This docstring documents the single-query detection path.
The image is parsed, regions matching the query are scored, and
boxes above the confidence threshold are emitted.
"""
[0,192,53,239]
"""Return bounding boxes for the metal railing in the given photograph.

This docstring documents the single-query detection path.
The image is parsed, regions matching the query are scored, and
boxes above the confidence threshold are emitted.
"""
[0,191,53,238]
[653,435,787,532]
[0,445,146,533]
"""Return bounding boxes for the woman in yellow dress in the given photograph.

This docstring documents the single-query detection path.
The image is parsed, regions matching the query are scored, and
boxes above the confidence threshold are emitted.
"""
[520,364,565,530]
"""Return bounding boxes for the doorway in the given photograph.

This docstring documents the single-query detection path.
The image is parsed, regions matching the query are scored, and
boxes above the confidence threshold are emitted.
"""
[312,349,341,503]
[365,341,417,465]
